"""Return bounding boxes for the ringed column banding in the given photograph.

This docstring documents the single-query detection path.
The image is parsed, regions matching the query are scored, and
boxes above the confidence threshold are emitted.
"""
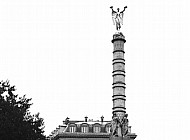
[112,33,126,119]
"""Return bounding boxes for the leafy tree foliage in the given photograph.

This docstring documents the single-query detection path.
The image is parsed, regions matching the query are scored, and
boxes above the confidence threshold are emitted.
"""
[0,81,46,140]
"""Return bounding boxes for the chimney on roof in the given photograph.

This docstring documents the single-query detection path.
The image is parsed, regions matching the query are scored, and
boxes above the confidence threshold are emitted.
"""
[85,116,88,122]
[64,117,70,125]
[101,116,104,123]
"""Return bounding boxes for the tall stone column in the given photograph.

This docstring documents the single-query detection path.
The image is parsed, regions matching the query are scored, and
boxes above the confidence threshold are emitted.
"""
[110,32,137,140]
[112,32,126,119]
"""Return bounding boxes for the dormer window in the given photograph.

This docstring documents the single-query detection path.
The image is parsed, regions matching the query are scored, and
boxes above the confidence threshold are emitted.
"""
[93,123,101,133]
[81,126,88,133]
[81,124,89,133]
[69,126,76,133]
[69,124,76,133]
[93,126,100,133]
[105,124,111,133]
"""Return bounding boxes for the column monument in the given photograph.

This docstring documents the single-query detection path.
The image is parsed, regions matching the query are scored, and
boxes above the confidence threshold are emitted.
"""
[110,6,137,140]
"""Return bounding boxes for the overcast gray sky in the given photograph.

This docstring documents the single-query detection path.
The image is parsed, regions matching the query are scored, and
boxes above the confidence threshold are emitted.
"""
[0,0,190,140]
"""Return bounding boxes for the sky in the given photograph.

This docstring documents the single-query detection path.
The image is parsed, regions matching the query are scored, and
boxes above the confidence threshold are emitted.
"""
[0,0,190,140]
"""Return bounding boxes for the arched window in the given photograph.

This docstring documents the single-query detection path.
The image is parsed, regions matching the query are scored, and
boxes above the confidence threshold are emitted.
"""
[93,123,101,133]
[105,123,111,133]
[69,124,76,133]
[81,124,89,133]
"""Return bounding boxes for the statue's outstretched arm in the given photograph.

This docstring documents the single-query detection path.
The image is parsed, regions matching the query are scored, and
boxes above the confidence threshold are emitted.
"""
[110,6,116,14]
[121,6,127,13]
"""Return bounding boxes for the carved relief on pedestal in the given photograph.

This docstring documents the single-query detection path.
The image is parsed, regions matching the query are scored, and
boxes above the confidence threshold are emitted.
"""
[111,114,129,137]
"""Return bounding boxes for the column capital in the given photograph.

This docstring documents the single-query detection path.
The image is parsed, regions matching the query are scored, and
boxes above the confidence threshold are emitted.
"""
[112,32,126,43]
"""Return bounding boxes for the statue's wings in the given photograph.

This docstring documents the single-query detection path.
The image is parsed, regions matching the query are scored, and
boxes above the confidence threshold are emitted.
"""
[119,12,124,25]
[111,11,117,25]
[119,6,127,25]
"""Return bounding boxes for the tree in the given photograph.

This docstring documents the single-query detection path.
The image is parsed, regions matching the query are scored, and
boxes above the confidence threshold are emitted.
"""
[0,80,46,140]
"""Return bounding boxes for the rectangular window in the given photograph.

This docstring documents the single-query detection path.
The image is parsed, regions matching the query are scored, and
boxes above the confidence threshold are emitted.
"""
[69,127,76,133]
[106,126,111,133]
[81,126,88,133]
[93,126,100,133]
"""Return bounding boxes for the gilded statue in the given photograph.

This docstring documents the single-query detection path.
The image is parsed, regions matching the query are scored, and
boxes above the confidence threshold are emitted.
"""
[110,6,127,31]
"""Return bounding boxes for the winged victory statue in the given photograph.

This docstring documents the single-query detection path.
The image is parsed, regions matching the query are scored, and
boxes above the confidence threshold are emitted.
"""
[110,6,127,31]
